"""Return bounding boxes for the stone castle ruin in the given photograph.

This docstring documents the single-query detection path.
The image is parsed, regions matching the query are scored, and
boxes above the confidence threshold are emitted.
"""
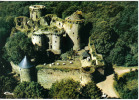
[12,5,84,54]
[11,5,105,89]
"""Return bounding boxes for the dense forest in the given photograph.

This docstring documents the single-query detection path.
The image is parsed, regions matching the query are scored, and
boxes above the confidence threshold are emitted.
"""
[113,70,138,99]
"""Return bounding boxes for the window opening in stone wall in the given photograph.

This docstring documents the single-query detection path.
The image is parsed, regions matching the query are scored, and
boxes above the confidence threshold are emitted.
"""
[55,41,57,43]
[47,16,51,26]
[73,32,74,34]
[37,21,40,26]
[59,23,60,25]
[19,18,23,22]
[17,22,21,26]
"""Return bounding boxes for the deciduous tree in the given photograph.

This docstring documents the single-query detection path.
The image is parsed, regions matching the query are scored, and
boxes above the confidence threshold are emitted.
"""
[0,75,18,98]
[13,81,47,98]
[4,32,35,64]
[49,79,80,99]
[80,81,102,99]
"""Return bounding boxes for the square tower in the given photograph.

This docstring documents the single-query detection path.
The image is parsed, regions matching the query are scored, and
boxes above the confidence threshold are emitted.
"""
[29,5,45,21]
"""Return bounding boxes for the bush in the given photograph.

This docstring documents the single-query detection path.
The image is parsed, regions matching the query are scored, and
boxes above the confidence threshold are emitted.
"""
[125,54,138,66]
[80,81,102,99]
[0,75,18,98]
[60,49,77,61]
[114,70,138,99]
[3,32,36,64]
[13,81,47,99]
[60,52,69,60]
[49,79,80,99]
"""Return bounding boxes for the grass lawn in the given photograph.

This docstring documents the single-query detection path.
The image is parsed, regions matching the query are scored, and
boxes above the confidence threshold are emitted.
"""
[36,58,81,71]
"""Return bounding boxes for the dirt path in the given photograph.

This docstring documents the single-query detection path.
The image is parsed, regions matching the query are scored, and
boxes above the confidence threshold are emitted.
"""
[96,67,137,98]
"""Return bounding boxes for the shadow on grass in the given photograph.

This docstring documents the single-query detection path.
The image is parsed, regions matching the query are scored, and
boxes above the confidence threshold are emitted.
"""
[92,63,114,83]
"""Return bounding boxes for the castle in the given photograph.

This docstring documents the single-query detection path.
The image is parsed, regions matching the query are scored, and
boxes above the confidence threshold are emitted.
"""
[11,5,105,88]
[12,5,84,54]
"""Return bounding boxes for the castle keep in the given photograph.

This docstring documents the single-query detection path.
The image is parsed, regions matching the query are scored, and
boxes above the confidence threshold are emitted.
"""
[12,5,84,54]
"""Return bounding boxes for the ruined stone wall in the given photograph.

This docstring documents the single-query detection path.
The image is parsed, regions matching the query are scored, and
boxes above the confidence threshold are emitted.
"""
[10,61,20,75]
[37,68,92,89]
[55,20,64,29]
[50,17,64,28]
[88,37,105,66]
[40,17,48,26]
[11,62,92,89]
[14,16,30,33]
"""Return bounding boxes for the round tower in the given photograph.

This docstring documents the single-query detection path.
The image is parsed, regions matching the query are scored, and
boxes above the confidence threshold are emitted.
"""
[64,10,84,51]
[29,5,45,21]
[18,56,35,82]
[52,32,61,54]
[31,30,46,47]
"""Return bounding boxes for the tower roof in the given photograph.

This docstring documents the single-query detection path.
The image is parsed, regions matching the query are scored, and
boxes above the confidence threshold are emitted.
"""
[18,56,33,69]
